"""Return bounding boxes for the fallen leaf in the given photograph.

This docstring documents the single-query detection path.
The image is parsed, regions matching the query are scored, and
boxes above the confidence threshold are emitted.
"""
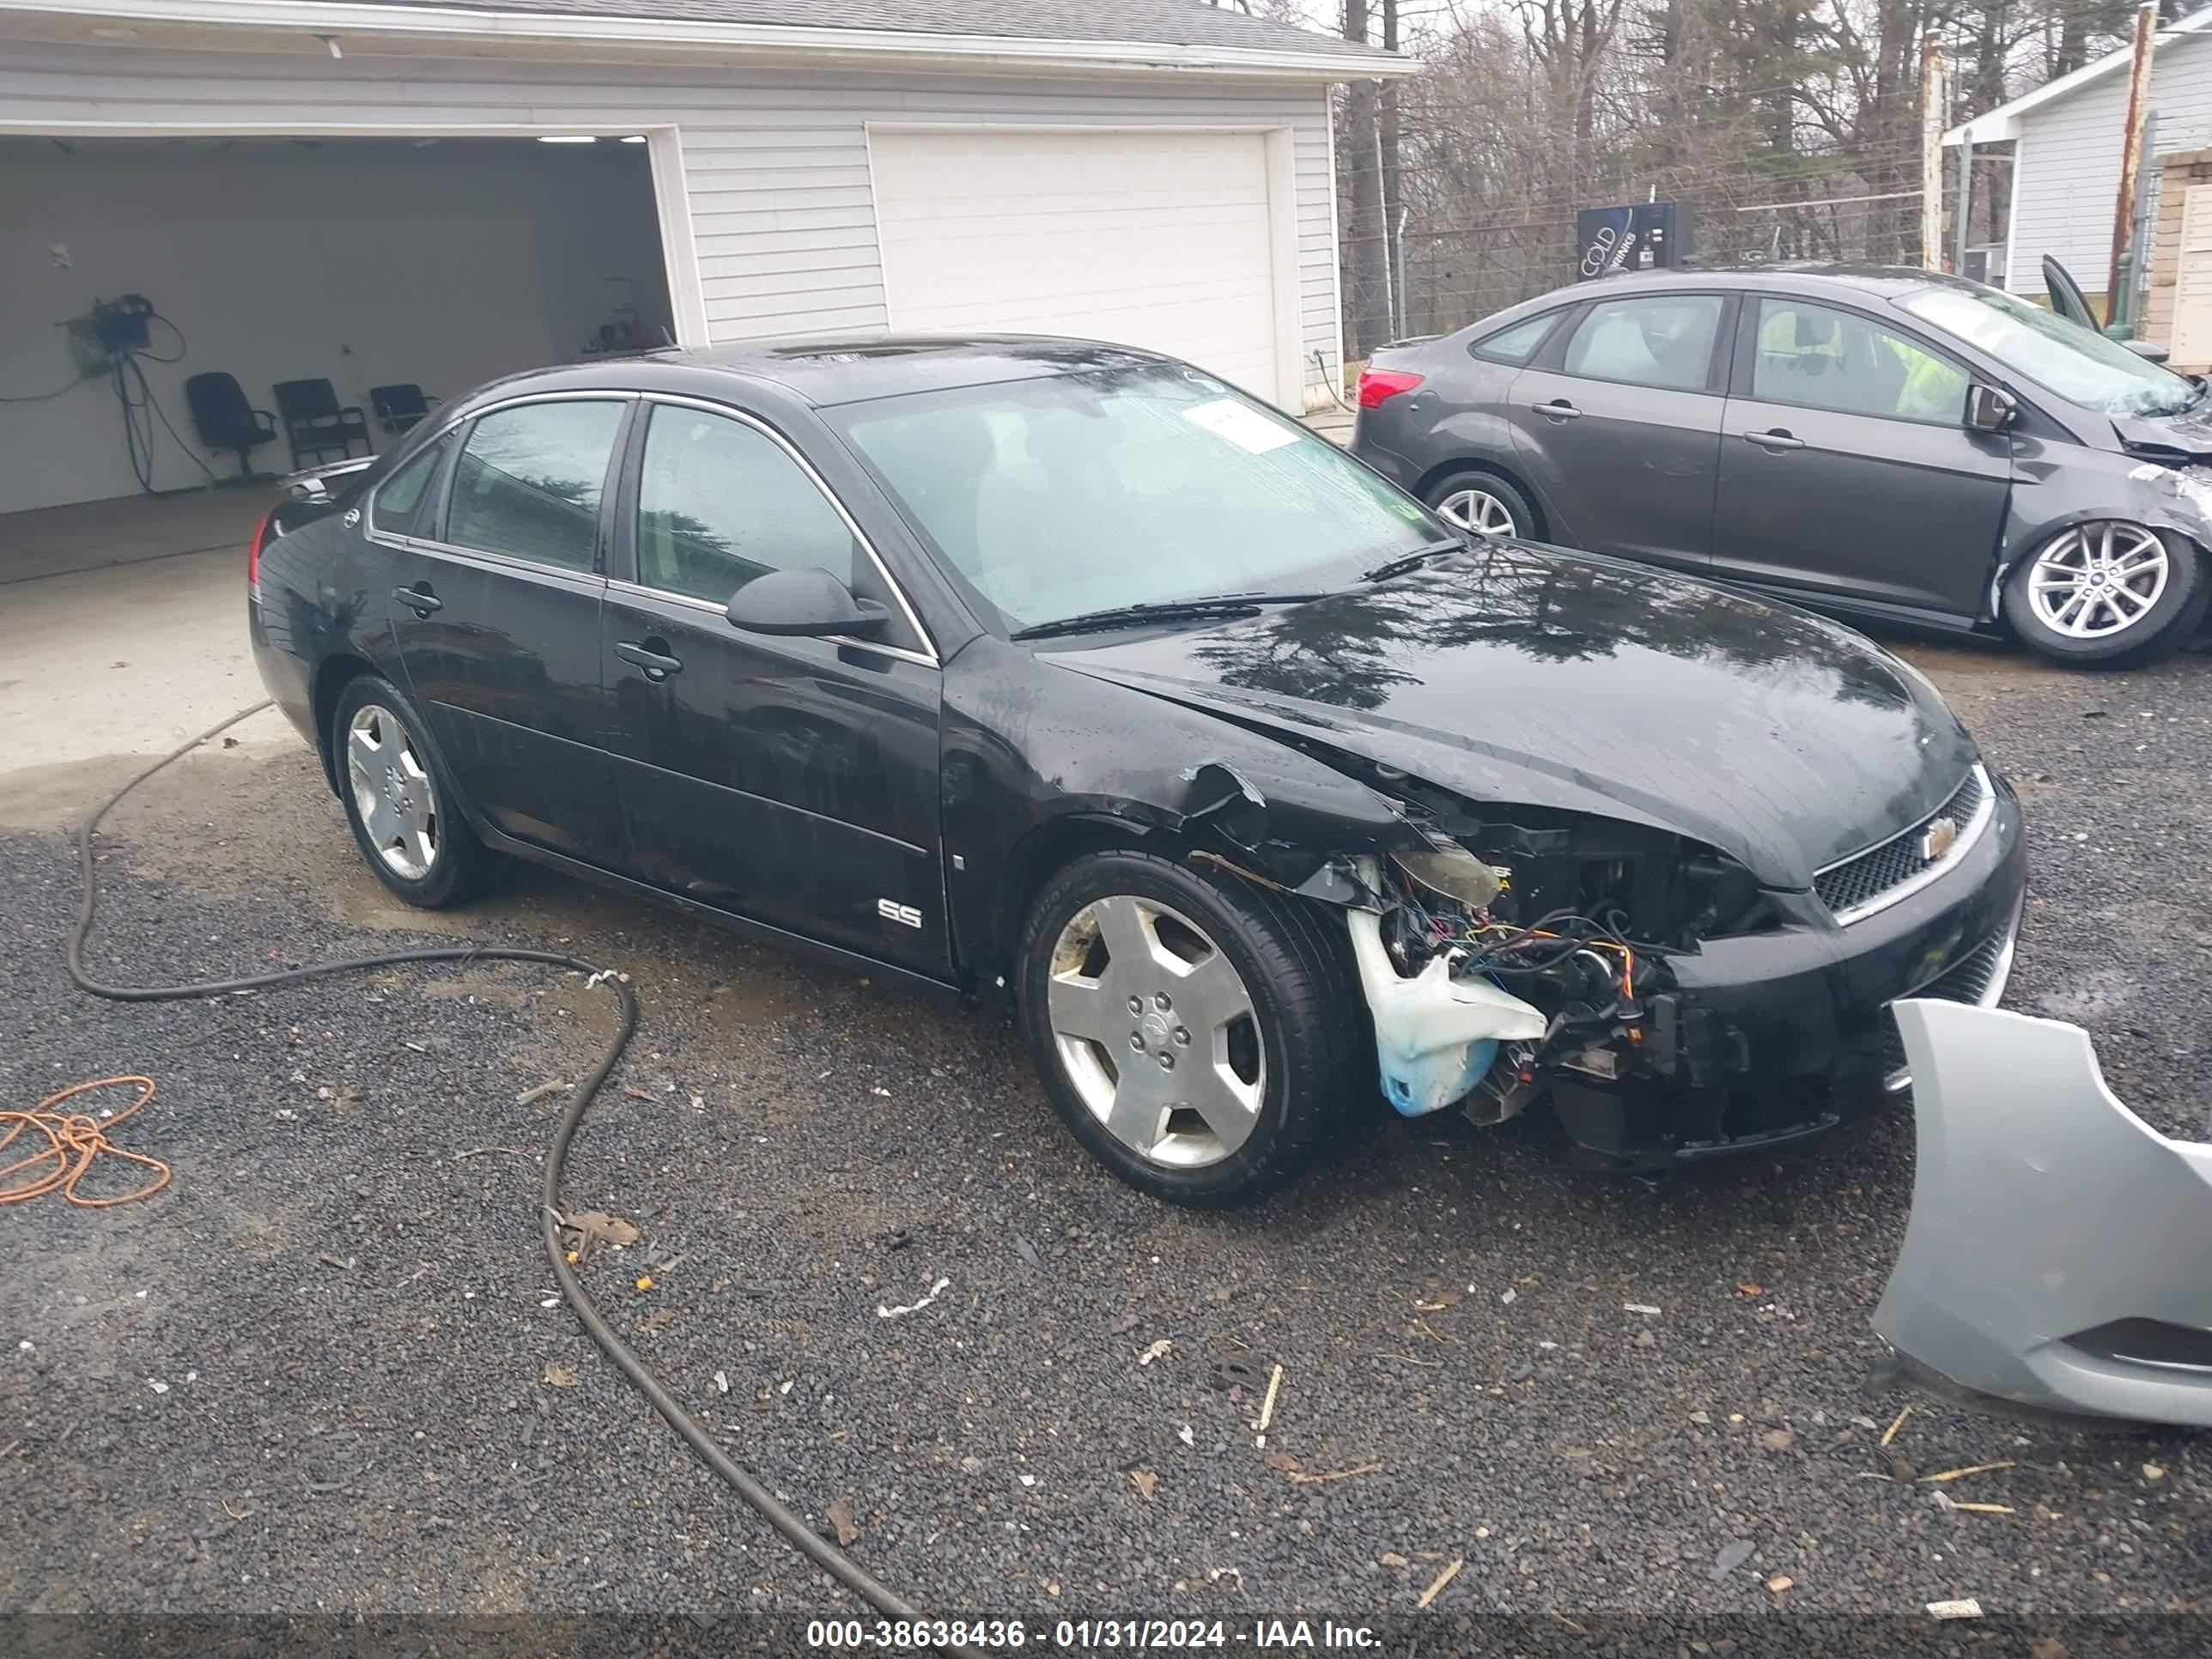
[1139,1339,1174,1366]
[544,1364,580,1389]
[2142,1462,2166,1482]
[1736,1282,1765,1297]
[1759,1429,1795,1453]
[1262,1450,1302,1473]
[1415,1558,1462,1608]
[1766,1574,1795,1594]
[826,1496,860,1546]
[1130,1469,1158,1499]
[1379,1552,1408,1569]
[562,1211,640,1262]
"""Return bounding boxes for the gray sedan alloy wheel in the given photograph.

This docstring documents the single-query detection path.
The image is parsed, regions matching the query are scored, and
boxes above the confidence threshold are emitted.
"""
[1043,893,1266,1169]
[345,702,441,881]
[2026,522,2170,641]
[1433,485,1518,537]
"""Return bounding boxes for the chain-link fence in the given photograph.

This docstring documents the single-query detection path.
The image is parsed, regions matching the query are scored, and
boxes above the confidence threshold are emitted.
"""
[1340,146,1947,362]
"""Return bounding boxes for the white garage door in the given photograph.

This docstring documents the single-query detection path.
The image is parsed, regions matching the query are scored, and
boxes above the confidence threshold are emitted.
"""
[869,127,1285,401]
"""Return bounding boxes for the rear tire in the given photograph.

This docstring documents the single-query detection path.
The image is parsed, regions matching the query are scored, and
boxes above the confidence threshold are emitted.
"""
[1425,469,1539,540]
[1016,849,1365,1207]
[2002,522,2209,668]
[330,673,490,909]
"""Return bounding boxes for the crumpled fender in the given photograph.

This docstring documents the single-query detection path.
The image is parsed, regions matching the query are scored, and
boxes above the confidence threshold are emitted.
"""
[1875,999,2212,1427]
[1995,439,2212,622]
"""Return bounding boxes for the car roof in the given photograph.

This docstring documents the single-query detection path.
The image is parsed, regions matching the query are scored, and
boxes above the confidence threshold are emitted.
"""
[1567,262,1977,301]
[474,334,1177,409]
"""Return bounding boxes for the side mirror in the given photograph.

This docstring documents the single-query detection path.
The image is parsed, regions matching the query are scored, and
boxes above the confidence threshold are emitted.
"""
[725,565,889,639]
[2121,337,2172,365]
[1965,384,2018,433]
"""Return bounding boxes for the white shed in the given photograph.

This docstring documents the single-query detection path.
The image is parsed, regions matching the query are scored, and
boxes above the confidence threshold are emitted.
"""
[0,0,1407,562]
[1945,6,2212,304]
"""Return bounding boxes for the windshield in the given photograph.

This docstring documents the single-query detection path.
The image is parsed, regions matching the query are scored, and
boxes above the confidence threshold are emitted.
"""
[1899,283,2197,416]
[831,366,1437,633]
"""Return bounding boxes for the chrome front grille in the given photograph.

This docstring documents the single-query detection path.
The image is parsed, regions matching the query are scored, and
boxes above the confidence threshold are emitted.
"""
[1816,766,1992,926]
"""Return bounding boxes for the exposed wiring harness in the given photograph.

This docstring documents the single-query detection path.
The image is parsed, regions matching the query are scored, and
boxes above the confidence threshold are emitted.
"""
[57,702,987,1657]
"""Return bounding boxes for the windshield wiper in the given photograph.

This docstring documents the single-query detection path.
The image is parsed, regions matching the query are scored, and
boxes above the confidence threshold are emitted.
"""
[1361,538,1468,585]
[1011,592,1328,642]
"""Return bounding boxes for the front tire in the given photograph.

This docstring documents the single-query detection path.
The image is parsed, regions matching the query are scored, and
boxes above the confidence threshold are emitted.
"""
[1425,469,1538,540]
[2002,522,2209,668]
[1016,850,1366,1207]
[331,673,489,908]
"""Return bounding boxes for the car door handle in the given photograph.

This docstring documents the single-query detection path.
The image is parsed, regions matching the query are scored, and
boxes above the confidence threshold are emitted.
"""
[1744,428,1806,451]
[1532,399,1582,420]
[615,638,683,680]
[391,583,441,616]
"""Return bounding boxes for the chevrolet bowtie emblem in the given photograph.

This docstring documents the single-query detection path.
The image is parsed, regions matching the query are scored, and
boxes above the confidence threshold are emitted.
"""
[1920,817,1960,862]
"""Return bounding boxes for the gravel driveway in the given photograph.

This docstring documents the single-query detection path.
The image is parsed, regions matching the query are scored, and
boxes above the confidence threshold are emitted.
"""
[3,635,2207,1655]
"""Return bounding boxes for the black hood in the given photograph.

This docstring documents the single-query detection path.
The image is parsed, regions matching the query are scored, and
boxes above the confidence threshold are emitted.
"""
[1051,543,1978,890]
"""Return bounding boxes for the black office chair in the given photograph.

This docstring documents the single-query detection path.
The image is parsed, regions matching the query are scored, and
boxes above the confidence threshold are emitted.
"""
[272,378,371,469]
[368,383,438,436]
[184,372,277,480]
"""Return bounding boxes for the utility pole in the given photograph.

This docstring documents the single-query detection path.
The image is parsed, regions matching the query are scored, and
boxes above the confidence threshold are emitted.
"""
[1342,0,1389,356]
[1919,33,1945,270]
[2106,3,2159,327]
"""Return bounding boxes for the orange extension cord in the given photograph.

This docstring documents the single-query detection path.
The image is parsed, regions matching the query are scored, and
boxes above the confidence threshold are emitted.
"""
[0,1074,171,1207]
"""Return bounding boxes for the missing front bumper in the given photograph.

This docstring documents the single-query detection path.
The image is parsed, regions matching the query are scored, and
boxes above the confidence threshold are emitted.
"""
[1875,999,2212,1428]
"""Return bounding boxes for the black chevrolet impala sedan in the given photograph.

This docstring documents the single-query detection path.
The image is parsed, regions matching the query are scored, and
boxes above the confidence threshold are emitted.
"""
[249,337,2026,1205]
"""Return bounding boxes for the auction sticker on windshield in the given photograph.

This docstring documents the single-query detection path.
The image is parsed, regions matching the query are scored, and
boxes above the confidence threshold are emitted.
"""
[1181,397,1300,454]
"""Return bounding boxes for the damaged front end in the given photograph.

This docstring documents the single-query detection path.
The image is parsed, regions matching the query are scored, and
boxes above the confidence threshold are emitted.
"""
[1875,999,2212,1428]
[1164,757,1776,1153]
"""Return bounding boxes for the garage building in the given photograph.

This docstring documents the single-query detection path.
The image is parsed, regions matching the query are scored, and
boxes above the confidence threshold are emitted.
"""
[0,0,1407,583]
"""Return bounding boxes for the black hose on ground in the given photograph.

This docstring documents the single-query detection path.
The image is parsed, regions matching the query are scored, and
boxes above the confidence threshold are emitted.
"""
[64,702,981,1654]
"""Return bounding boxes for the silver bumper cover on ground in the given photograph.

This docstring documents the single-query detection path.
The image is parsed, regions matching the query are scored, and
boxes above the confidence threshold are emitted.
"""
[1875,999,2212,1427]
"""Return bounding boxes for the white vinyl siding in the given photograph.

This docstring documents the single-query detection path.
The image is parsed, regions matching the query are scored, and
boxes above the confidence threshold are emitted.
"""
[0,41,1345,404]
[2005,31,2212,294]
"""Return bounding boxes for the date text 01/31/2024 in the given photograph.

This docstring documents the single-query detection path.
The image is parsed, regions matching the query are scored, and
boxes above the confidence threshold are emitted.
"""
[805,1619,1384,1650]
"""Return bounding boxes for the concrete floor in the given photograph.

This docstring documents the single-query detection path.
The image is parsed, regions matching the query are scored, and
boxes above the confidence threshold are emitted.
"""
[0,543,300,817]
[1,485,275,585]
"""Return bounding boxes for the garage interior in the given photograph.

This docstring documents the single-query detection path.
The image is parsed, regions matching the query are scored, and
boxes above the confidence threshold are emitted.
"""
[0,132,675,585]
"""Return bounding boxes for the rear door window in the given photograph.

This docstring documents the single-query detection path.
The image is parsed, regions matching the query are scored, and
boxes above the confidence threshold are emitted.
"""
[1473,313,1561,365]
[1561,295,1725,392]
[445,400,625,571]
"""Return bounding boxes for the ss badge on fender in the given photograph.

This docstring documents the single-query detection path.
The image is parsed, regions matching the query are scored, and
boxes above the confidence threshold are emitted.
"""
[877,898,924,929]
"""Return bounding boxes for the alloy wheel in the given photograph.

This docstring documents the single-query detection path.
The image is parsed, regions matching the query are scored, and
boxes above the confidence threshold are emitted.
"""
[345,703,440,881]
[1434,487,1516,537]
[1043,894,1266,1168]
[2027,523,2170,640]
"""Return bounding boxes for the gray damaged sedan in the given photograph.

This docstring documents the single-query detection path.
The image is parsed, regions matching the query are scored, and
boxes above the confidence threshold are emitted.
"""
[1354,264,2212,667]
